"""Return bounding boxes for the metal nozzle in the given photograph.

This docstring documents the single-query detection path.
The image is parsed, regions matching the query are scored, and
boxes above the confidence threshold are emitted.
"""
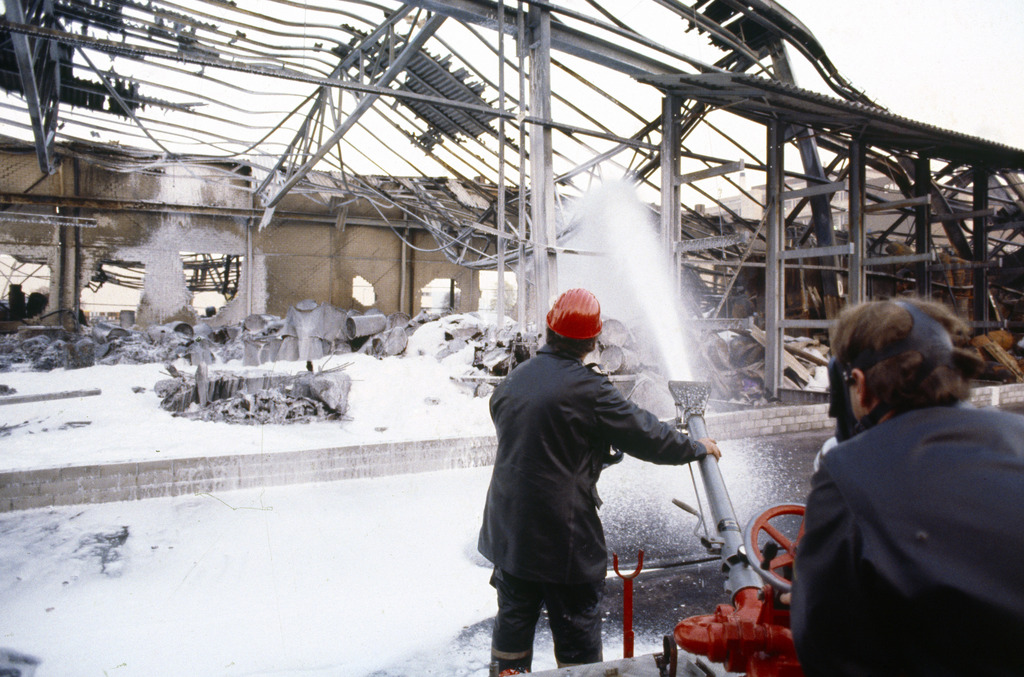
[668,380,711,422]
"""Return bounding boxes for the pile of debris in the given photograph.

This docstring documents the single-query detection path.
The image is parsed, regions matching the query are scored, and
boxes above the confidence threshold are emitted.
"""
[582,320,832,413]
[410,316,534,374]
[149,310,529,425]
[0,301,453,373]
[3,300,1023,422]
[154,363,353,425]
[695,326,832,404]
[430,316,830,414]
[970,329,1024,383]
[0,321,229,372]
[240,299,419,365]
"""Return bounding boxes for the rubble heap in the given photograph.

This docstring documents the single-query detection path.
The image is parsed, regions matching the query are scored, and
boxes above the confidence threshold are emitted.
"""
[154,363,353,425]
[0,303,449,372]
[2,301,1022,422]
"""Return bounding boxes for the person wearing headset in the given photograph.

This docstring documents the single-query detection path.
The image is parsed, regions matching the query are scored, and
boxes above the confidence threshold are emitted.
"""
[791,298,1024,676]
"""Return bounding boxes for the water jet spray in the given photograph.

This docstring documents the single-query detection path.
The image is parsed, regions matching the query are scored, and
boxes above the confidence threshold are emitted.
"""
[667,380,804,677]
[532,380,807,677]
[560,180,695,380]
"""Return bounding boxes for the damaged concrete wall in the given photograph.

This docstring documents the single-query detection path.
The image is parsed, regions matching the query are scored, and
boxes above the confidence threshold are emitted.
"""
[406,227,481,314]
[0,148,64,320]
[85,163,250,326]
[258,220,479,318]
[256,219,335,318]
[82,161,252,326]
[115,214,246,326]
[1,142,483,328]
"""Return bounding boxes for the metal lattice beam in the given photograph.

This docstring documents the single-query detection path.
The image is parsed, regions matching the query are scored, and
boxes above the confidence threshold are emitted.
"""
[259,13,447,211]
[4,0,61,173]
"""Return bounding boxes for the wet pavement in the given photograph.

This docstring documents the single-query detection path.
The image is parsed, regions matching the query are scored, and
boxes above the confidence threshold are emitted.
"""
[593,427,828,673]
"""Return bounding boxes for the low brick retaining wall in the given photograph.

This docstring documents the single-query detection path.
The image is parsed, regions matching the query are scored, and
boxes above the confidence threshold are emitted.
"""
[0,436,496,512]
[970,382,1024,408]
[3,383,1023,512]
[702,382,1024,440]
[705,402,831,440]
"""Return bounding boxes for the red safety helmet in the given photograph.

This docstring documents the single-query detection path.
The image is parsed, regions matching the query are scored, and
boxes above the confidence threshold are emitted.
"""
[546,288,602,339]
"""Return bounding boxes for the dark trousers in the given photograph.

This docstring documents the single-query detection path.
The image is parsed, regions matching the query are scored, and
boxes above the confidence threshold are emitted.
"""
[489,568,604,674]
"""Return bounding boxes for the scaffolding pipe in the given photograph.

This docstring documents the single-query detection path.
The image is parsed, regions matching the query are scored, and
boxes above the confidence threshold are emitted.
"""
[849,140,866,304]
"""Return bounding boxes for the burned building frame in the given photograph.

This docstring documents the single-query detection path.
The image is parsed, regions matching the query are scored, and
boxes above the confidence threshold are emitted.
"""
[1,0,1022,396]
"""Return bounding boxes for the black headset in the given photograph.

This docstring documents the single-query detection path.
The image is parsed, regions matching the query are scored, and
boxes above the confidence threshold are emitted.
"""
[828,302,955,441]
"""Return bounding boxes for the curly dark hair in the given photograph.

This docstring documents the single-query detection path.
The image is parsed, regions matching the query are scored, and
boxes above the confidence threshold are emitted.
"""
[545,327,598,360]
[830,298,983,411]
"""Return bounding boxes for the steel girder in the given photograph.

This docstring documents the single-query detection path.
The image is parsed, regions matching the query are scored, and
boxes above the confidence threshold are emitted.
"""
[401,0,714,77]
[4,0,61,173]
[260,13,447,211]
[251,8,417,202]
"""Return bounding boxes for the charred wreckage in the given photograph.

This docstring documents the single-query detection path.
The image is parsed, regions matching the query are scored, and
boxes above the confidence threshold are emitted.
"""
[2,1,1024,676]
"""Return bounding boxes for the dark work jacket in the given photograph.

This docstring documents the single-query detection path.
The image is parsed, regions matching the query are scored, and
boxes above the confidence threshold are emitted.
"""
[791,404,1024,677]
[477,345,707,584]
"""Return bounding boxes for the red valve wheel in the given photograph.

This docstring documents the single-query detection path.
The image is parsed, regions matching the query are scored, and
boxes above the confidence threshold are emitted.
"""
[743,503,806,592]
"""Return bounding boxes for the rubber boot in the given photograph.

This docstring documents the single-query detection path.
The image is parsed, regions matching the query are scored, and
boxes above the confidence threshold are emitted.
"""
[491,649,531,675]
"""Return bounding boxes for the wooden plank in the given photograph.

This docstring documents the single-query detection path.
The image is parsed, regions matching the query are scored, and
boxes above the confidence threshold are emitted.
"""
[980,341,1024,382]
[747,325,767,346]
[786,344,830,367]
[746,326,812,385]
[0,388,102,406]
[783,349,813,385]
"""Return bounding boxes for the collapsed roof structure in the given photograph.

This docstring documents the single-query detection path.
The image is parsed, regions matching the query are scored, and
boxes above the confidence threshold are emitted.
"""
[2,0,1023,396]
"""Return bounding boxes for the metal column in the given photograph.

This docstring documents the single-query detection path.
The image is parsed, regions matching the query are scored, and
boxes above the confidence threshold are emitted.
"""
[4,0,61,174]
[661,95,683,293]
[495,0,508,325]
[973,169,990,327]
[764,120,785,398]
[914,155,932,298]
[516,2,528,329]
[72,156,82,330]
[848,140,866,304]
[528,4,557,327]
[770,47,841,317]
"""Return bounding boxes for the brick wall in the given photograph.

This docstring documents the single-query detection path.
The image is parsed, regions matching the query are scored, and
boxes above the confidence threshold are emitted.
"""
[706,403,832,440]
[0,436,496,512]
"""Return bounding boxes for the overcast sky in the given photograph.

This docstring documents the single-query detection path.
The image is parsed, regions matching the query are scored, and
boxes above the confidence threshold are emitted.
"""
[778,0,1024,150]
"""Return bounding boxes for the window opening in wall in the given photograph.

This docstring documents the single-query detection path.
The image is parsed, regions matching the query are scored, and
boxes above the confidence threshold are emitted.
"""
[478,271,517,314]
[420,277,460,313]
[0,254,51,322]
[180,252,242,317]
[81,260,144,324]
[352,275,376,308]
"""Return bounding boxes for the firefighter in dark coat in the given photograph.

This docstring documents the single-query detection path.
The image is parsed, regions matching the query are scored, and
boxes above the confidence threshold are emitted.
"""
[791,298,1024,676]
[478,288,720,675]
